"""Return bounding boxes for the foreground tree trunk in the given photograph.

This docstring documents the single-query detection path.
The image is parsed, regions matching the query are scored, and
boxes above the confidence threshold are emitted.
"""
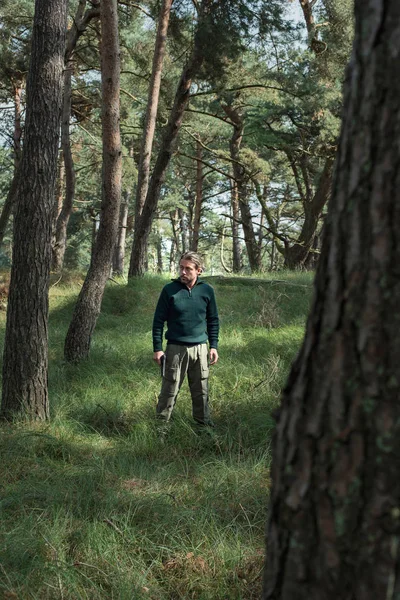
[64,0,121,363]
[1,0,68,420]
[264,1,400,598]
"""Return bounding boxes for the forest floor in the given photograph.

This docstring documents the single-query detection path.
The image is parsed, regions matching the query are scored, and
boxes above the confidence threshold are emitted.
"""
[0,270,314,600]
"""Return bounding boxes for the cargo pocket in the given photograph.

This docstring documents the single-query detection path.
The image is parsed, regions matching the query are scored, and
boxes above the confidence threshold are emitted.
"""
[201,364,209,380]
[165,365,179,383]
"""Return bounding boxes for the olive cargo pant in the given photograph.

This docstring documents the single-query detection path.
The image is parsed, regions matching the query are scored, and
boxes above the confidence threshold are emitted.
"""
[156,343,211,424]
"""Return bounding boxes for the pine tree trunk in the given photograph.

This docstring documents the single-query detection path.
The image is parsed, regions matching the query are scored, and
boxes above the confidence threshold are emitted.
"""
[258,209,264,266]
[264,2,400,597]
[112,194,129,275]
[169,208,180,257]
[224,103,261,271]
[239,188,261,271]
[191,139,203,251]
[188,190,195,249]
[169,238,177,274]
[156,234,163,274]
[12,83,23,165]
[64,0,121,363]
[134,0,173,223]
[1,0,68,420]
[128,46,204,277]
[51,60,75,272]
[0,82,24,246]
[51,1,100,272]
[178,207,188,253]
[131,0,173,277]
[0,175,18,248]
[283,157,333,269]
[53,152,65,224]
[231,178,242,272]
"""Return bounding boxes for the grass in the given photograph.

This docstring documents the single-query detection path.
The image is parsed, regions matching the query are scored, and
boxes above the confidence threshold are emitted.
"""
[0,271,314,599]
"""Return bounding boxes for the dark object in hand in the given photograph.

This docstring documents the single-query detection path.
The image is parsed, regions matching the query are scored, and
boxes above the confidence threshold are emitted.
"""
[160,354,166,377]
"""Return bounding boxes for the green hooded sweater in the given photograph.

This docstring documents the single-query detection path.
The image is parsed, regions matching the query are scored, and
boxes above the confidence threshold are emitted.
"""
[152,278,219,352]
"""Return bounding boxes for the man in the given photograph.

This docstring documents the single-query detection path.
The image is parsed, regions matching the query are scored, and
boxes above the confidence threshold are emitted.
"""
[152,251,219,427]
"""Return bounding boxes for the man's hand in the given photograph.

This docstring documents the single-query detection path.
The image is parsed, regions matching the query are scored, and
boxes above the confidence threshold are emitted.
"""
[209,348,219,365]
[153,351,165,365]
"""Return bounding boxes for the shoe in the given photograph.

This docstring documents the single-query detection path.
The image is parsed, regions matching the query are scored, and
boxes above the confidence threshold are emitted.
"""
[156,421,170,443]
[195,419,215,428]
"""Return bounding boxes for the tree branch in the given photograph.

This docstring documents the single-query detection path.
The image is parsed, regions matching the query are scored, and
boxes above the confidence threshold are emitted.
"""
[190,84,304,100]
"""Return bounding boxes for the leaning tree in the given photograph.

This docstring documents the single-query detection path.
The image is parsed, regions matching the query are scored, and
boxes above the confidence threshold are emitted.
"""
[264,0,400,598]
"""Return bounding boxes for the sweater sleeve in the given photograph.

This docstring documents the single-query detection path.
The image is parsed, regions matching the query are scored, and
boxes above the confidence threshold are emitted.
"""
[152,287,170,351]
[206,287,219,349]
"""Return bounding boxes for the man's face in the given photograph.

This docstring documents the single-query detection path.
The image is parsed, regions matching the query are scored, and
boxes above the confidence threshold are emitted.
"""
[179,259,201,287]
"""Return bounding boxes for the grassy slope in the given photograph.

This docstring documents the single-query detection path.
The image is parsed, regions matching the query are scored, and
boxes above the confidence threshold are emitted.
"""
[0,272,313,599]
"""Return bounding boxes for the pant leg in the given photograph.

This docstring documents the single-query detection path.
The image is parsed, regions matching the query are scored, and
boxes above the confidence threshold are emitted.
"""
[187,344,211,425]
[156,345,188,421]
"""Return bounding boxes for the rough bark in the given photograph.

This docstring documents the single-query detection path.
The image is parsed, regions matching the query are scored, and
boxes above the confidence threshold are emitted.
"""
[64,0,121,363]
[128,43,204,277]
[1,0,68,420]
[191,139,203,252]
[264,1,400,598]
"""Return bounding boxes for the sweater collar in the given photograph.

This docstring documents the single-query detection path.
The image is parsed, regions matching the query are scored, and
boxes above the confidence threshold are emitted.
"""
[172,277,204,288]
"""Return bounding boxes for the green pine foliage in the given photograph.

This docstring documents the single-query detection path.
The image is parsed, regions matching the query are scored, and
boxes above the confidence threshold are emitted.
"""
[0,272,313,599]
[0,0,354,272]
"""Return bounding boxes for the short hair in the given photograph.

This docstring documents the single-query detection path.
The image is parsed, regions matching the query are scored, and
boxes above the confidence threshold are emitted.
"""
[179,251,204,271]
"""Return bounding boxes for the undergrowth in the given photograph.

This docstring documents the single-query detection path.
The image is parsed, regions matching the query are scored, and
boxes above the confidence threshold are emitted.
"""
[0,271,313,599]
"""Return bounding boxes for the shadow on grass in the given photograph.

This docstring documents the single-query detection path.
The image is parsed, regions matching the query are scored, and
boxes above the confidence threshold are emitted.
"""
[0,274,310,598]
[0,416,269,598]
